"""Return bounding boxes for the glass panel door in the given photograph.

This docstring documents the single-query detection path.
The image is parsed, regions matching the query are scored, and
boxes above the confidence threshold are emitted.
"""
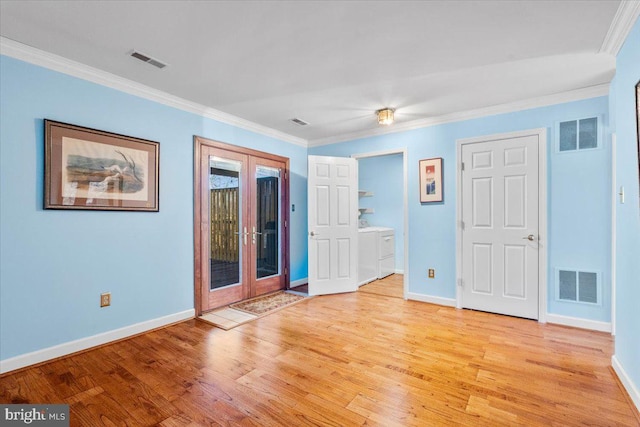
[249,157,286,297]
[209,157,242,290]
[255,166,280,279]
[198,145,249,312]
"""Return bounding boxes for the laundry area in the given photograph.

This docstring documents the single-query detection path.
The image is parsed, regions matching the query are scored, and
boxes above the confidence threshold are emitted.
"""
[357,224,396,285]
[357,153,404,288]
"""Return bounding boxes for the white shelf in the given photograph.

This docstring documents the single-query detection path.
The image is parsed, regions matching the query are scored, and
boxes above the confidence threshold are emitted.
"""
[359,191,373,216]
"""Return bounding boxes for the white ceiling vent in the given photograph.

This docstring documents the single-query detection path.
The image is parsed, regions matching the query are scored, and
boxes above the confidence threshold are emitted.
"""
[130,50,167,69]
[290,118,309,126]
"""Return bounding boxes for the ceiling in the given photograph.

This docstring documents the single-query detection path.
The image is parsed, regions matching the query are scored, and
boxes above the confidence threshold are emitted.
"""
[0,1,625,145]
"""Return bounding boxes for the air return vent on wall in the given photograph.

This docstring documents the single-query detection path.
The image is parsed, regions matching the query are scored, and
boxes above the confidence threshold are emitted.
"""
[130,50,167,69]
[557,269,599,304]
[557,117,599,151]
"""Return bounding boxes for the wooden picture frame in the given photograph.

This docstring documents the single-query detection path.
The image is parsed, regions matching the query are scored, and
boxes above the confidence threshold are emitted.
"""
[419,157,443,203]
[44,120,159,211]
[636,80,640,200]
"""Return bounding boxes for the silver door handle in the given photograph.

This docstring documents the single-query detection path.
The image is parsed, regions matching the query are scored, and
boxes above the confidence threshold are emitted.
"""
[522,234,536,241]
[310,231,318,237]
[252,226,262,244]
[234,227,249,245]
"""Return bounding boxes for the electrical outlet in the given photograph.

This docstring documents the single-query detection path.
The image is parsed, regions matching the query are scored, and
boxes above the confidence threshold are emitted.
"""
[428,269,435,278]
[100,292,111,307]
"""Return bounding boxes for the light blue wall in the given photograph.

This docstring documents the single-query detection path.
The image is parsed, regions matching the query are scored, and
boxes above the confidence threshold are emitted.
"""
[0,55,308,361]
[358,154,404,269]
[547,115,611,320]
[311,96,611,322]
[610,17,640,405]
[1,37,629,374]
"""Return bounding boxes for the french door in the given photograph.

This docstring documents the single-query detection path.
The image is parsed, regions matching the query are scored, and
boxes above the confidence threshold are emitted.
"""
[194,137,289,314]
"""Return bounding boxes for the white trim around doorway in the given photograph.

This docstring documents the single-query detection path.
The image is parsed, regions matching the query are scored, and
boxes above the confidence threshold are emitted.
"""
[352,148,409,300]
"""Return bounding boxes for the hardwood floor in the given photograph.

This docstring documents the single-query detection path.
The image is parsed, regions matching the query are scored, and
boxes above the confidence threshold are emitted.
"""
[1,291,638,426]
[358,274,404,299]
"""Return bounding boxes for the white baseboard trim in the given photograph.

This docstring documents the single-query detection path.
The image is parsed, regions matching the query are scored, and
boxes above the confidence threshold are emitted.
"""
[612,355,640,412]
[407,292,456,307]
[290,278,308,288]
[546,313,612,333]
[0,309,195,374]
[394,269,405,274]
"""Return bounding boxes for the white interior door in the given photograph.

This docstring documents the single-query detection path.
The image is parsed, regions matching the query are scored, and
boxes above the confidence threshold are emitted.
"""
[461,134,540,319]
[308,155,358,296]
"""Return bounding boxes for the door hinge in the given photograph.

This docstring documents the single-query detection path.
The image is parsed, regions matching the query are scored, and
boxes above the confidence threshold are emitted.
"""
[460,221,465,230]
[284,220,287,227]
[461,162,465,171]
[458,278,464,288]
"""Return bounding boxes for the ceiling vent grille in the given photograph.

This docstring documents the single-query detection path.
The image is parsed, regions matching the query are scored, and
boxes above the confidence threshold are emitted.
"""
[290,118,309,126]
[130,50,167,69]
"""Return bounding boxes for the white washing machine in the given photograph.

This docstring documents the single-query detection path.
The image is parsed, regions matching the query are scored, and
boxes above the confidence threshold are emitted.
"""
[376,227,396,279]
[358,226,395,286]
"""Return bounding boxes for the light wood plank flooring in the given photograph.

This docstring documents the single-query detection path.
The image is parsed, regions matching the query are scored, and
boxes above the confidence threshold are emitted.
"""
[1,291,638,426]
[359,273,404,299]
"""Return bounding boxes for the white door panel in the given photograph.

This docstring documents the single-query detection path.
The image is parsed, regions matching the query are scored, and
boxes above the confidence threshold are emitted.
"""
[472,243,492,294]
[461,135,539,319]
[308,155,358,296]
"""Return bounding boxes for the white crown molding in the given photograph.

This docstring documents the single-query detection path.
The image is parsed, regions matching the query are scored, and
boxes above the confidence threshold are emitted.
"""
[308,84,610,147]
[0,37,308,147]
[0,35,616,150]
[0,309,194,374]
[600,1,640,55]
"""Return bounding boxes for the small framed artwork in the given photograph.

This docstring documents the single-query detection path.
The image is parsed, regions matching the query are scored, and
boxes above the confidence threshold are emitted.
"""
[44,120,159,211]
[636,80,640,200]
[419,157,443,203]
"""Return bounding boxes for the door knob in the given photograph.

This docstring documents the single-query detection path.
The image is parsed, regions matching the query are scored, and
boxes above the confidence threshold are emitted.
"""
[310,231,318,237]
[522,234,535,241]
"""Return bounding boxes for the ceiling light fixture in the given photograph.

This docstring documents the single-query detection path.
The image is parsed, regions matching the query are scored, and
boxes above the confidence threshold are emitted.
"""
[377,108,395,126]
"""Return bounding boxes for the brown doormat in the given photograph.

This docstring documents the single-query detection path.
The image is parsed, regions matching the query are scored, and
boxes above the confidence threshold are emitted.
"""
[230,291,306,316]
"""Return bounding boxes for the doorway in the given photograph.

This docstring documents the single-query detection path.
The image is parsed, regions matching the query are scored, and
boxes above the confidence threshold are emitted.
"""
[456,129,547,320]
[306,151,408,298]
[194,136,290,314]
[353,149,408,299]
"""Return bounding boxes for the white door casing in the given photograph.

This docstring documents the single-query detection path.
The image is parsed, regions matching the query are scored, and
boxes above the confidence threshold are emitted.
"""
[308,155,359,296]
[457,129,547,320]
[352,148,409,300]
